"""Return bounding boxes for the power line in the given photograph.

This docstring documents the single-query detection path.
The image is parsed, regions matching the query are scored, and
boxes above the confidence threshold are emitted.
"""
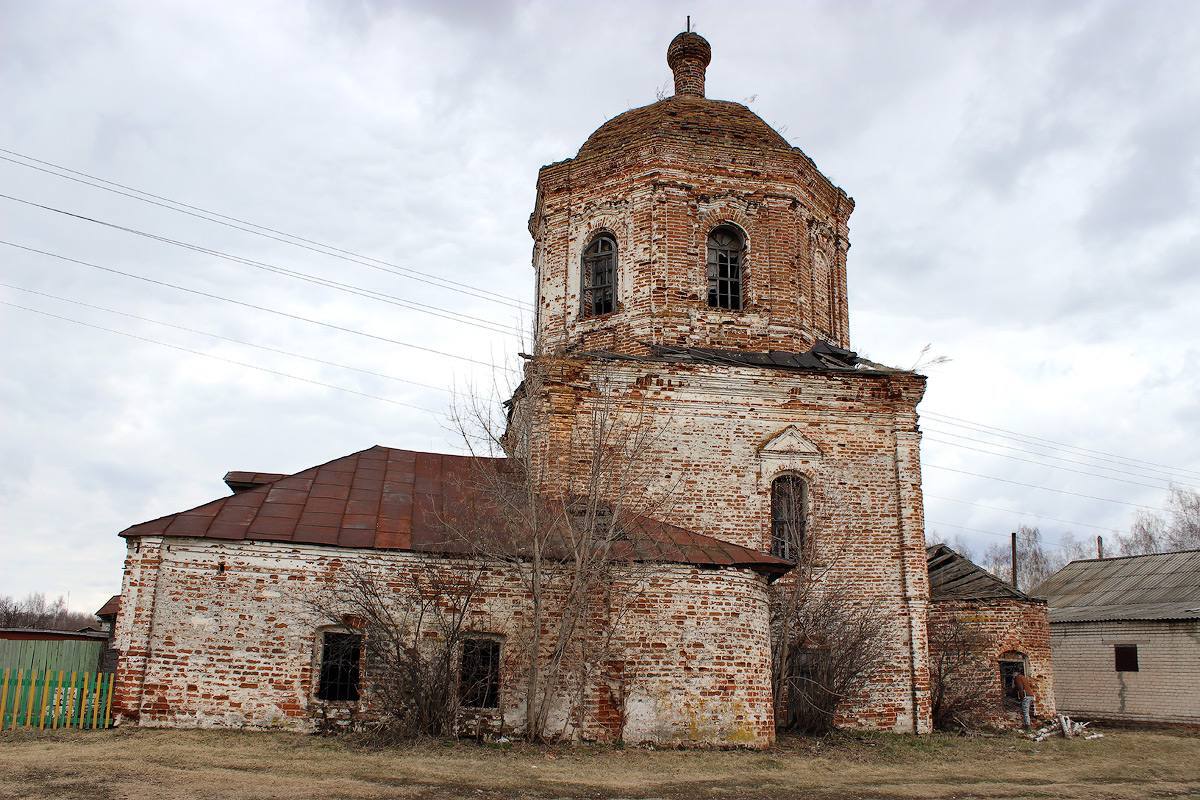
[923,410,1200,482]
[0,281,459,397]
[0,192,520,338]
[924,463,1171,512]
[924,435,1176,492]
[0,149,533,311]
[2,301,443,415]
[924,425,1199,490]
[0,239,500,368]
[924,494,1119,533]
[926,519,1076,552]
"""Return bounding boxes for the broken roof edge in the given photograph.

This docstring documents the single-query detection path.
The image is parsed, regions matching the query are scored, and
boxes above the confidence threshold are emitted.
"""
[926,543,1039,603]
[554,342,920,379]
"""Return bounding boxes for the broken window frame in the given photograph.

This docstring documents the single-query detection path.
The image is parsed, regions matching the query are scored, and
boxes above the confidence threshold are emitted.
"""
[581,234,617,317]
[770,474,808,562]
[998,654,1027,708]
[1114,644,1139,672]
[459,636,501,710]
[706,225,745,310]
[316,630,362,702]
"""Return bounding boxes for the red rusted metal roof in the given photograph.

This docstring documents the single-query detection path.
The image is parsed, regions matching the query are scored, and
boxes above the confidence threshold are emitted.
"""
[223,471,287,492]
[95,594,120,619]
[120,446,792,580]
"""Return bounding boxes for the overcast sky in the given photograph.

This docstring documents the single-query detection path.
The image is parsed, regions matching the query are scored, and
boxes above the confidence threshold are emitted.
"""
[2,0,1199,613]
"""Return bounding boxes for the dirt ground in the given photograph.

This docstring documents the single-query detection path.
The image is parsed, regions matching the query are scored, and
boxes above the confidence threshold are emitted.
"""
[1,727,1198,800]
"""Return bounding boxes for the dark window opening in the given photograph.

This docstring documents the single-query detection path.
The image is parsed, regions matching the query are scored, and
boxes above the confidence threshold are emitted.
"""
[771,474,807,562]
[460,638,501,709]
[1115,644,1139,672]
[706,225,744,310]
[317,631,362,701]
[782,647,831,731]
[999,658,1026,706]
[582,235,617,317]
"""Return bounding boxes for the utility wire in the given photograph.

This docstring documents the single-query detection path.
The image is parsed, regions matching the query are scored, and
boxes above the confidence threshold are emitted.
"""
[0,239,499,368]
[923,435,1177,492]
[924,494,1119,533]
[0,193,520,337]
[927,519,1077,552]
[0,149,533,311]
[0,281,460,397]
[924,463,1171,513]
[2,301,443,415]
[924,425,1199,490]
[924,410,1200,481]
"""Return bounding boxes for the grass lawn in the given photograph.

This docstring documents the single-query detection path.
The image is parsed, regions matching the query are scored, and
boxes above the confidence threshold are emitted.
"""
[1,727,1198,799]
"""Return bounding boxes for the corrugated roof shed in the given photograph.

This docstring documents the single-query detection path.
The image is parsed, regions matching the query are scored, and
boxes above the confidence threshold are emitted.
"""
[1034,549,1200,623]
[926,543,1037,602]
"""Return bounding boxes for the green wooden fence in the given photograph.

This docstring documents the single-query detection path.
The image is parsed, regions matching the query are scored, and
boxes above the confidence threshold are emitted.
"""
[0,637,106,675]
[0,668,114,730]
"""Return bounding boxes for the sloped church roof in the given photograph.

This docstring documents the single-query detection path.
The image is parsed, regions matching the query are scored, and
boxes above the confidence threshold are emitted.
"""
[120,445,793,580]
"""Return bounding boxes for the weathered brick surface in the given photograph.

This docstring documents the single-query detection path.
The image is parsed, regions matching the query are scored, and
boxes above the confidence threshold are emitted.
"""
[928,599,1056,727]
[530,76,852,357]
[511,355,932,733]
[111,537,775,746]
[1050,620,1200,724]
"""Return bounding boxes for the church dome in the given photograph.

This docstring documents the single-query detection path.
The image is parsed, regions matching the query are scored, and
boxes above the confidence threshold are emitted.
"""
[576,31,792,161]
[576,94,791,160]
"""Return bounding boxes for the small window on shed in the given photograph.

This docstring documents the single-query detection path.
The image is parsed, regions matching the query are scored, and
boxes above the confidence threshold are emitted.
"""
[460,637,501,709]
[581,235,617,317]
[1114,644,1139,672]
[999,657,1026,705]
[317,631,362,701]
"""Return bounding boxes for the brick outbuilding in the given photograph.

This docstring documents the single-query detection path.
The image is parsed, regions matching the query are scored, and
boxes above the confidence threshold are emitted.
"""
[926,544,1055,728]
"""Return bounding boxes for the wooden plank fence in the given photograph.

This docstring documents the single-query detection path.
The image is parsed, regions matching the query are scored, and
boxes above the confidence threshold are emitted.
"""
[0,668,114,730]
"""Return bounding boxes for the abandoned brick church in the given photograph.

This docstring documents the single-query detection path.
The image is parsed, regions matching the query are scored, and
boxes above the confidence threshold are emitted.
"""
[110,32,1043,746]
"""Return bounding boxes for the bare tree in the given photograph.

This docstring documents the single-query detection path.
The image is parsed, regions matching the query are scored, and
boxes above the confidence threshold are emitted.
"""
[0,593,95,631]
[444,361,676,742]
[1118,486,1200,555]
[771,580,888,735]
[925,531,978,562]
[927,615,993,730]
[304,562,484,742]
[980,526,1062,592]
[770,483,887,735]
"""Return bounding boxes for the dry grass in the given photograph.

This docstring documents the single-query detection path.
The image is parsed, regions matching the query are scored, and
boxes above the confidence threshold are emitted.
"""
[0,727,1198,799]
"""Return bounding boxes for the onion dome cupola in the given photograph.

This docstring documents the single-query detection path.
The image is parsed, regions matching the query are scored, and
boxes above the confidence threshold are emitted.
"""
[529,31,853,357]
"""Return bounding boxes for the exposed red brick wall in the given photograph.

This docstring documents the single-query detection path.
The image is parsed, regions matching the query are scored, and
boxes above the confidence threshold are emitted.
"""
[530,95,853,358]
[927,599,1056,727]
[512,355,932,734]
[111,537,775,747]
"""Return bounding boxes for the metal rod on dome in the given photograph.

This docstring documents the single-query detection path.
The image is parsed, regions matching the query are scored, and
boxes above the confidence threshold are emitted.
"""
[687,16,691,32]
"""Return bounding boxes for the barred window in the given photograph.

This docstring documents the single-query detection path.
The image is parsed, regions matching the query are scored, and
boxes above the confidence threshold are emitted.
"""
[581,235,617,317]
[707,225,744,310]
[771,474,807,562]
[460,637,501,709]
[317,631,361,702]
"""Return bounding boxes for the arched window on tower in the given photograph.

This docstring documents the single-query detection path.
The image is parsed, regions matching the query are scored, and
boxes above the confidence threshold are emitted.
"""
[581,235,617,317]
[707,225,745,310]
[771,474,807,562]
